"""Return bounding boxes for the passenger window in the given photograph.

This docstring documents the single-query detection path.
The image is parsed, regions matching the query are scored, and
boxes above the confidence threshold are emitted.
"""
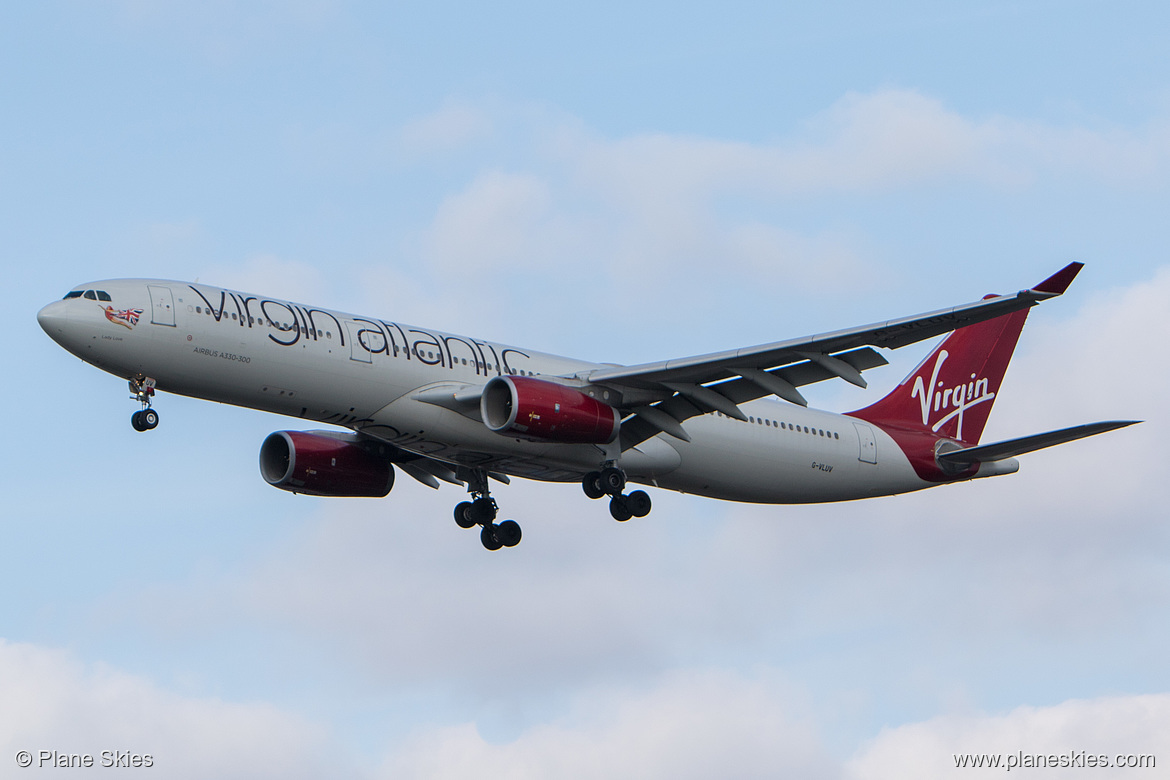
[97,291,112,301]
[83,290,97,300]
[63,291,83,299]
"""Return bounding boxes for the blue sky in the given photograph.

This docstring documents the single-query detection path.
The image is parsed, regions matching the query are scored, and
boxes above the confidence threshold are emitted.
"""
[3,2,1169,777]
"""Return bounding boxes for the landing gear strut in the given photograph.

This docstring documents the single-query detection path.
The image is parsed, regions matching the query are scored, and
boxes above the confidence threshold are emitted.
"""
[582,463,652,522]
[129,375,159,432]
[454,468,522,550]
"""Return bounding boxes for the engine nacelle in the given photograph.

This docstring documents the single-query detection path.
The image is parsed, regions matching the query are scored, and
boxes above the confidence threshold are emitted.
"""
[481,376,620,444]
[259,431,395,497]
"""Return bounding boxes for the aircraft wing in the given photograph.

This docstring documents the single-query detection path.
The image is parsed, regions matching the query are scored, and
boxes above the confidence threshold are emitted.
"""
[936,420,1141,466]
[588,263,1084,448]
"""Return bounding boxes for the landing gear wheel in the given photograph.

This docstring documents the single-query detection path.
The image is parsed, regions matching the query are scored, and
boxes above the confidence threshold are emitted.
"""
[481,524,504,551]
[454,501,477,529]
[496,520,522,547]
[626,490,652,518]
[600,467,626,496]
[582,471,606,500]
[141,408,159,429]
[609,495,633,522]
[130,411,145,431]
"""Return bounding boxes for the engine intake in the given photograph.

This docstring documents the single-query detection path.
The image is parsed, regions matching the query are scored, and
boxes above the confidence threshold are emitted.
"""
[259,431,395,497]
[481,376,620,444]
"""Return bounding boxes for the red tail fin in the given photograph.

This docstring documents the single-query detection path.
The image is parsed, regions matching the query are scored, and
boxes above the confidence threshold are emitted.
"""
[849,306,1030,444]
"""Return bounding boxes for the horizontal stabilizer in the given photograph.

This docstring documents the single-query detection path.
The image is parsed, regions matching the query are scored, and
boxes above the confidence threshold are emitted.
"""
[937,420,1140,465]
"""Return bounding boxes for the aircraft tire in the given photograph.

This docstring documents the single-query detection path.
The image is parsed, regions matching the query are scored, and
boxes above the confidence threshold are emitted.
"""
[481,524,503,551]
[497,520,522,547]
[627,490,652,518]
[454,501,476,529]
[130,411,145,431]
[142,408,159,429]
[582,471,606,499]
[609,495,633,522]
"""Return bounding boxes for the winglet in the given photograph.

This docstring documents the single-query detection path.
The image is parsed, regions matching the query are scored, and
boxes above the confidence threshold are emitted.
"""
[1031,262,1084,296]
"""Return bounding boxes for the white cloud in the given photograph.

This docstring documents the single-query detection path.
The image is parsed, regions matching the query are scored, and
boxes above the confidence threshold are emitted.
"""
[563,91,996,203]
[380,669,838,780]
[563,89,1170,201]
[847,693,1170,780]
[0,639,336,780]
[423,170,570,275]
[401,102,494,154]
[396,89,1170,340]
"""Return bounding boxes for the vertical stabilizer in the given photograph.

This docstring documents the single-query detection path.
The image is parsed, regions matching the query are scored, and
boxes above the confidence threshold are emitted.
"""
[848,306,1030,445]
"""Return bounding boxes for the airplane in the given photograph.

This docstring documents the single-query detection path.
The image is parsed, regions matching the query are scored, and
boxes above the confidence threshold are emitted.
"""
[37,262,1137,550]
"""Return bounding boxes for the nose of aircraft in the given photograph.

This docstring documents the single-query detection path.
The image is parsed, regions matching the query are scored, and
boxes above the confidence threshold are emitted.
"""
[37,299,72,340]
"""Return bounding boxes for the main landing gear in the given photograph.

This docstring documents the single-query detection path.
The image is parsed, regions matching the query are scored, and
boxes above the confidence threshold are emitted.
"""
[582,464,652,522]
[129,375,159,432]
[453,469,521,551]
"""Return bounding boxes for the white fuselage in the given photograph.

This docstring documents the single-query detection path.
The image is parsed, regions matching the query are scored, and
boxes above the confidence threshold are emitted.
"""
[38,279,930,504]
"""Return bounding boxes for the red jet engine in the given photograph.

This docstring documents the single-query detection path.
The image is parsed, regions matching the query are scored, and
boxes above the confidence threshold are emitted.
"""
[481,376,620,444]
[259,431,395,497]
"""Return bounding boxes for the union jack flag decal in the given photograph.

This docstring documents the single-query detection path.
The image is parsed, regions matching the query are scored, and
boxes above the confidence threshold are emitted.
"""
[102,305,144,329]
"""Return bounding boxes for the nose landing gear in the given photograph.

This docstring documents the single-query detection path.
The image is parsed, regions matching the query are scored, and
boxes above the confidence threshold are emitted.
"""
[582,464,652,522]
[454,469,522,550]
[129,375,159,431]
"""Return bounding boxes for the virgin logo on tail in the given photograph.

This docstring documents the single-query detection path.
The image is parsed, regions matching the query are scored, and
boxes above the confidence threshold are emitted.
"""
[911,349,994,441]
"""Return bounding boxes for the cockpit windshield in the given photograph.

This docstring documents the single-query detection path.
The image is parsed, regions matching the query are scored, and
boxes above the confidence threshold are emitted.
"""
[64,290,112,301]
